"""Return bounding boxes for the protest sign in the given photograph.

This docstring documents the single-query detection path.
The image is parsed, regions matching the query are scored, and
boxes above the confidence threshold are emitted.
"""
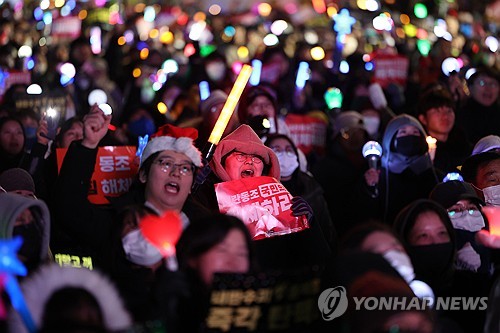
[284,114,327,155]
[215,176,309,240]
[13,90,68,121]
[57,146,138,205]
[204,268,321,332]
[372,54,409,88]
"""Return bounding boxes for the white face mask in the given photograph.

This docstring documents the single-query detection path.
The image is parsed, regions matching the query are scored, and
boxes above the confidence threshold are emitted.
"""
[449,214,485,232]
[382,249,415,283]
[276,152,299,178]
[483,184,500,206]
[122,229,163,266]
[363,116,380,136]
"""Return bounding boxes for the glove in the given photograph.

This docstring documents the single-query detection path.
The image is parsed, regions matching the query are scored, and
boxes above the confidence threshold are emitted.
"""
[291,196,313,221]
[194,159,212,186]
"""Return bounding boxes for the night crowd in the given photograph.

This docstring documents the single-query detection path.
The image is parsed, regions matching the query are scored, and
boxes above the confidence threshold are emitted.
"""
[0,1,499,332]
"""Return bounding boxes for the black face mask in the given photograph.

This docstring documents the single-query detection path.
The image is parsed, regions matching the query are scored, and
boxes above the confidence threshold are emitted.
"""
[393,135,427,157]
[408,242,454,293]
[246,115,271,138]
[13,223,43,271]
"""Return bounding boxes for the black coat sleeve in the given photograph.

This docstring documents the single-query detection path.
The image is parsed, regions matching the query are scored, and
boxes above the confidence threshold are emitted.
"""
[53,141,114,249]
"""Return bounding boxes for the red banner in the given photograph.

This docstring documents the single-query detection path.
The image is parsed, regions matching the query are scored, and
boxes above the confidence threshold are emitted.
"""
[51,16,82,39]
[57,146,138,205]
[373,54,409,88]
[215,176,309,240]
[284,114,326,155]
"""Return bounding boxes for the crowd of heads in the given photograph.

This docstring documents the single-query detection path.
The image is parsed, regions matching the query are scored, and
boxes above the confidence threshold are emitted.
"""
[0,1,499,332]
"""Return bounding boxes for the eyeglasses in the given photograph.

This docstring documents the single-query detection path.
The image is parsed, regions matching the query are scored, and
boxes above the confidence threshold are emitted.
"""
[232,152,263,164]
[154,159,195,176]
[447,206,482,218]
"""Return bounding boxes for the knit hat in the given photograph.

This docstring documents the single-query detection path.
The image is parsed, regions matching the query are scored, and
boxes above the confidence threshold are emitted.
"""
[199,90,228,115]
[140,124,203,168]
[210,124,280,182]
[472,135,500,155]
[0,168,35,193]
[429,180,484,209]
[332,111,366,138]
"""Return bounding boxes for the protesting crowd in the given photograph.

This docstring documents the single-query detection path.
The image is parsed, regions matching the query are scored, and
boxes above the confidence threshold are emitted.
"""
[0,0,499,332]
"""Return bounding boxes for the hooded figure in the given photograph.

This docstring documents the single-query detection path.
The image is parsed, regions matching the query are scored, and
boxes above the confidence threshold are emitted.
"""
[194,125,316,270]
[0,192,51,274]
[359,114,441,224]
[211,124,280,182]
[8,264,131,333]
[393,199,456,297]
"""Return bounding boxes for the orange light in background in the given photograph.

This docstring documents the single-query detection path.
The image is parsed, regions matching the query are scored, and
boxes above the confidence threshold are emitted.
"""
[149,29,159,39]
[117,36,126,45]
[257,3,272,17]
[193,11,206,22]
[312,0,327,14]
[385,0,395,4]
[132,68,141,78]
[400,14,410,25]
[134,3,146,13]
[78,10,87,20]
[327,6,338,17]
[396,27,405,39]
[140,48,149,60]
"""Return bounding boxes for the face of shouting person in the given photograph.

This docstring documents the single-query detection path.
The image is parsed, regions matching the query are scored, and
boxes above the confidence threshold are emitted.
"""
[140,150,194,212]
[223,151,265,180]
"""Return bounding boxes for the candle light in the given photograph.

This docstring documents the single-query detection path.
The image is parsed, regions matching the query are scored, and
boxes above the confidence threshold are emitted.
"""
[208,64,252,146]
[426,136,437,161]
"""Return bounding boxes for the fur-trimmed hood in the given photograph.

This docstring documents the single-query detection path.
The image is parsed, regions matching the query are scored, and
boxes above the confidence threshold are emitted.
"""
[8,264,132,333]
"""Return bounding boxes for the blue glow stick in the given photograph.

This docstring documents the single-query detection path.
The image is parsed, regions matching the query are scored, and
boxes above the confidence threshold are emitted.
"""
[199,81,210,101]
[249,59,262,86]
[136,135,149,165]
[5,275,36,333]
[295,61,310,90]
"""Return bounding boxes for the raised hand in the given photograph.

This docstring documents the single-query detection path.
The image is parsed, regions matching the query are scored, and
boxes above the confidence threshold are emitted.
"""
[81,104,112,149]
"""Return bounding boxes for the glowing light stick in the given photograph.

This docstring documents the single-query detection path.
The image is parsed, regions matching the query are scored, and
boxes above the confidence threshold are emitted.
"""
[0,237,36,333]
[362,141,383,170]
[249,59,262,86]
[136,134,149,165]
[324,87,343,109]
[295,61,310,90]
[199,81,210,101]
[206,64,253,157]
